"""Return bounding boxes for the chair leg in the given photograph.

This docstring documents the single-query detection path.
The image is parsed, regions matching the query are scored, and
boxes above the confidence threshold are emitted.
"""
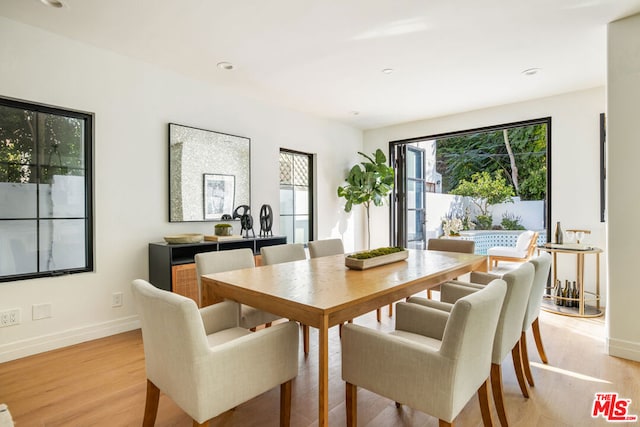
[439,420,453,427]
[346,382,357,427]
[491,363,509,427]
[531,317,548,364]
[280,380,292,427]
[376,308,381,322]
[477,378,494,427]
[302,324,309,356]
[427,289,432,299]
[193,421,209,427]
[266,322,272,328]
[511,342,529,398]
[520,332,535,387]
[143,379,160,427]
[388,303,393,317]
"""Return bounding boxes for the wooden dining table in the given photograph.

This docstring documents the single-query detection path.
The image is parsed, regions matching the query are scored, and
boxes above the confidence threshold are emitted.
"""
[201,249,488,427]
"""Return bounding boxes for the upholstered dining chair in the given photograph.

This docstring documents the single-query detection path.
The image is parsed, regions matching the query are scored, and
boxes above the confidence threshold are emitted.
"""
[488,230,539,268]
[260,243,310,355]
[426,238,476,299]
[436,261,535,427]
[342,279,507,427]
[308,238,344,258]
[131,279,299,427]
[195,248,281,330]
[469,253,553,387]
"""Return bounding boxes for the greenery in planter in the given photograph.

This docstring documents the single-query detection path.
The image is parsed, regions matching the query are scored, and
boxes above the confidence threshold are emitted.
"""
[214,223,233,236]
[337,149,394,249]
[501,212,526,230]
[348,246,405,259]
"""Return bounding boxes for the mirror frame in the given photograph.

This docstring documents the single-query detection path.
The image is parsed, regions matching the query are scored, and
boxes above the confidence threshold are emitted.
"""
[168,123,251,222]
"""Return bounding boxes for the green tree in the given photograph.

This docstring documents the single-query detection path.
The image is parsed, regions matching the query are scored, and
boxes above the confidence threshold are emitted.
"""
[450,171,515,229]
[436,123,547,201]
[337,149,394,249]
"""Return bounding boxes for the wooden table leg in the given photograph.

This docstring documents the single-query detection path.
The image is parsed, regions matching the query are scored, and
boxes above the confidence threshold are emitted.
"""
[319,315,329,427]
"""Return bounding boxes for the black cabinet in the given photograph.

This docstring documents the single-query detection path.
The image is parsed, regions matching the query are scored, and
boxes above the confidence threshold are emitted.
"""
[149,236,286,304]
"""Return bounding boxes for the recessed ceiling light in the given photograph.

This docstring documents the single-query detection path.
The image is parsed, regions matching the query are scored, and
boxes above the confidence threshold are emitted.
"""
[350,111,360,116]
[382,68,394,74]
[522,68,541,76]
[40,0,64,8]
[217,62,234,70]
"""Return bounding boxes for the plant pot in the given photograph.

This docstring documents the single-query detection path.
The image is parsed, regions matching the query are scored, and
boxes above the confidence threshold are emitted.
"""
[345,249,409,270]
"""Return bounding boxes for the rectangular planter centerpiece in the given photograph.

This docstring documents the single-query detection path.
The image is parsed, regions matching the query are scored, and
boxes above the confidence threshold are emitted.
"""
[345,249,409,270]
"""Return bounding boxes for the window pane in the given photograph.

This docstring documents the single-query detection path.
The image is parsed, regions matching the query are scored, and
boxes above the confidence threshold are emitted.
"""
[0,105,36,184]
[0,182,37,219]
[280,215,293,245]
[293,155,309,186]
[294,187,308,214]
[39,219,86,271]
[39,174,86,218]
[294,215,309,244]
[280,186,294,215]
[279,152,293,185]
[0,220,37,275]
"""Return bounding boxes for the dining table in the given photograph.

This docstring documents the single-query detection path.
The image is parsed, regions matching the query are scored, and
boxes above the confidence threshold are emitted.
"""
[201,249,488,427]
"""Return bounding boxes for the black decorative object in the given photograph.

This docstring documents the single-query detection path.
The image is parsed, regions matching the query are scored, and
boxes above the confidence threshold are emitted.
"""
[259,204,273,237]
[234,205,255,238]
[221,214,232,220]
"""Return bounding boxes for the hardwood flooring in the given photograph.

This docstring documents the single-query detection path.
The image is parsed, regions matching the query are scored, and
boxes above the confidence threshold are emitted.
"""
[1,309,638,426]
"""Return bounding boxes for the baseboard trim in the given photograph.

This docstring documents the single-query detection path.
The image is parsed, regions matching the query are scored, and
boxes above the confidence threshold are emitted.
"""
[606,336,640,362]
[0,316,140,363]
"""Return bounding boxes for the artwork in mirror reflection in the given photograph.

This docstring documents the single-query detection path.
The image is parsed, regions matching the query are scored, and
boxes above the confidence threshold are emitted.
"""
[204,174,235,220]
[169,124,250,222]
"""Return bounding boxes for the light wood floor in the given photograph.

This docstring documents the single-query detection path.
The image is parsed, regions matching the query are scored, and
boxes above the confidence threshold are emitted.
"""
[1,309,638,426]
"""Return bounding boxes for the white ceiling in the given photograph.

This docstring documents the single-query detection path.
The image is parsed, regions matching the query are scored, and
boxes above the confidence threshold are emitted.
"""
[2,0,640,130]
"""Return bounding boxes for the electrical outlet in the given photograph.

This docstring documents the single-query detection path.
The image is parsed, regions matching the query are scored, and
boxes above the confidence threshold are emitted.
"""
[0,308,21,327]
[112,292,123,308]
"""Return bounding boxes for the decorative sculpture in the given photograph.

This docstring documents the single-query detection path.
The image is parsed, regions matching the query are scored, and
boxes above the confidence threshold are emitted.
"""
[259,204,273,237]
[233,205,255,238]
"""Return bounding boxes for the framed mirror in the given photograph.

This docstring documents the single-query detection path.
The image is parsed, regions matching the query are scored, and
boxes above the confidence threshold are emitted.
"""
[169,123,250,222]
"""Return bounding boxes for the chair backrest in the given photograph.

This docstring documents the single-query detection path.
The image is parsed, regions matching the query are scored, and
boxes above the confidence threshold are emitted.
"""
[131,279,216,386]
[515,230,535,252]
[308,238,344,258]
[522,252,552,330]
[440,279,507,413]
[427,238,475,254]
[194,248,255,305]
[260,243,306,265]
[490,261,535,363]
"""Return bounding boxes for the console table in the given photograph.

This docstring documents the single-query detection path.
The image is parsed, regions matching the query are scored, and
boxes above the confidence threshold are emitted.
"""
[537,245,603,317]
[148,236,286,305]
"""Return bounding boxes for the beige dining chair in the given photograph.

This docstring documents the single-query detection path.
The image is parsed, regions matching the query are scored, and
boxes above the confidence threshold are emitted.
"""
[195,248,281,330]
[260,243,310,355]
[426,238,476,299]
[342,279,507,427]
[436,261,535,427]
[469,253,553,387]
[308,238,344,259]
[131,279,299,427]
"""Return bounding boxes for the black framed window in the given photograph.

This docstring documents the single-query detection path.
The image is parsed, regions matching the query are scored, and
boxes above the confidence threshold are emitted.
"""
[0,96,93,282]
[279,149,313,244]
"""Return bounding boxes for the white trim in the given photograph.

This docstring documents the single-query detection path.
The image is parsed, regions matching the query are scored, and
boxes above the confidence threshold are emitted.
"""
[0,316,140,363]
[606,336,640,362]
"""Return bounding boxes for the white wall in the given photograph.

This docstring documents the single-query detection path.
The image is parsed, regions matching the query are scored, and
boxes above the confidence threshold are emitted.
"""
[606,13,640,362]
[0,18,363,362]
[363,88,607,305]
